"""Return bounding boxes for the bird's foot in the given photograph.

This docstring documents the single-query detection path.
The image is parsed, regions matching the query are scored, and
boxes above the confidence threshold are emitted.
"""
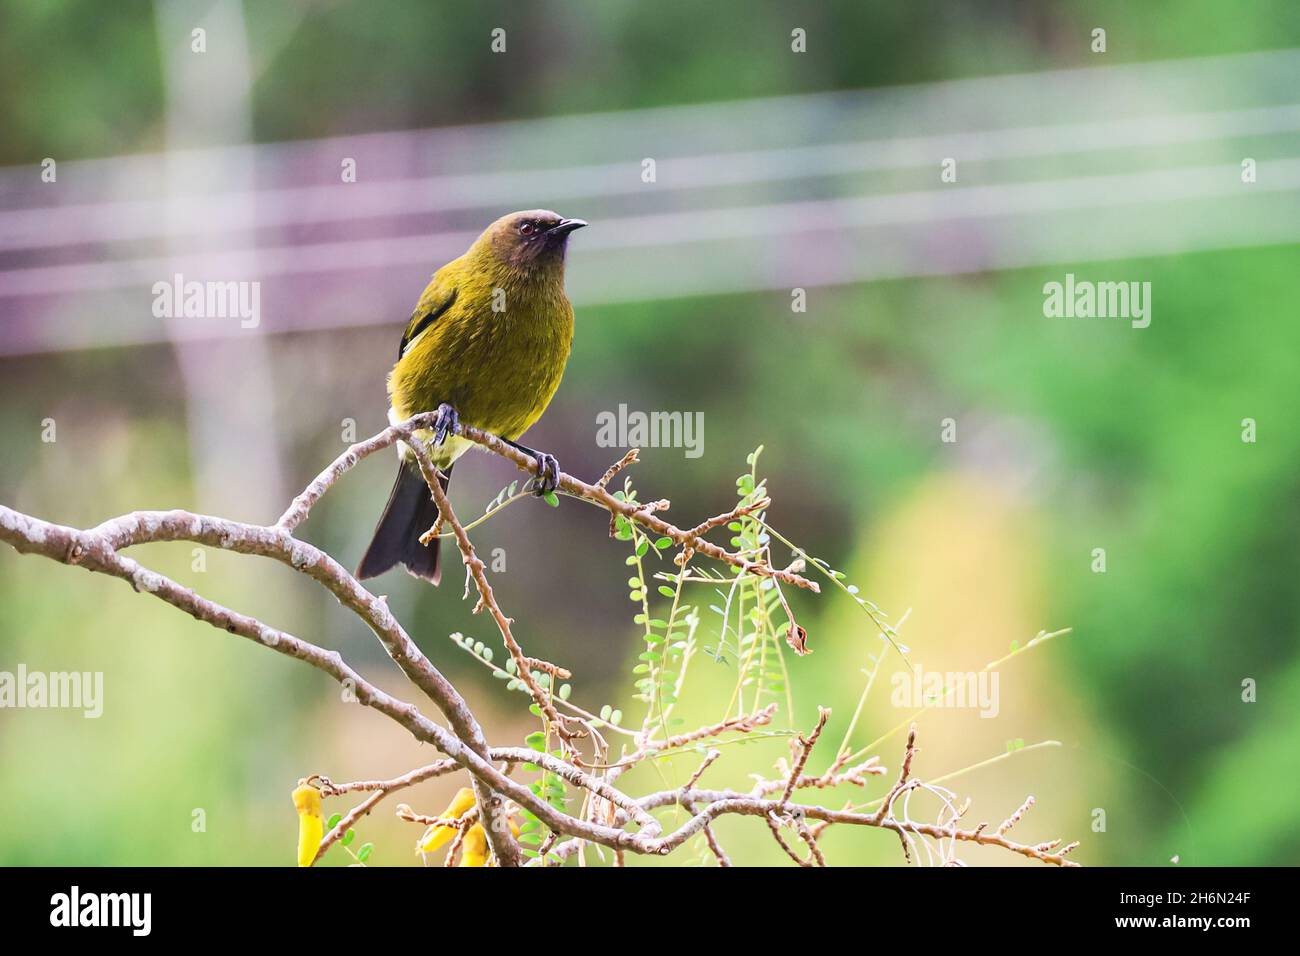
[500,436,560,496]
[532,451,560,496]
[433,403,459,447]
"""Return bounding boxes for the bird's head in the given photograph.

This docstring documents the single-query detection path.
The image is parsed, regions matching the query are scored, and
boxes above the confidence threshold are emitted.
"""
[473,209,587,277]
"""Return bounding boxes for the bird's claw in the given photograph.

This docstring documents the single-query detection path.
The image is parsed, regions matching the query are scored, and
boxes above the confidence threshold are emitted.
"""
[433,403,459,447]
[532,452,560,496]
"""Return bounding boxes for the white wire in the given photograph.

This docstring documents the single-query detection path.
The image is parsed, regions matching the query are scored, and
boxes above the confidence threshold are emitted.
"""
[3,102,1297,252]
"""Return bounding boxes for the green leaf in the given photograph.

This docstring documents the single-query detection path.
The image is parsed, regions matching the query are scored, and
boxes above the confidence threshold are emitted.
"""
[657,586,675,598]
[544,492,560,507]
[341,829,355,847]
[357,842,373,862]
[326,813,343,830]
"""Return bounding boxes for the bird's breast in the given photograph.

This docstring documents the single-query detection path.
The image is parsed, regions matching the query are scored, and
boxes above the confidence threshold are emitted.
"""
[389,293,573,443]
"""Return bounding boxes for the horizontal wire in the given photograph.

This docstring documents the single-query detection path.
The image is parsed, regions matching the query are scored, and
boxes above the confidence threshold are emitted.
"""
[3,47,1299,353]
[3,156,1297,301]
[2,102,1298,252]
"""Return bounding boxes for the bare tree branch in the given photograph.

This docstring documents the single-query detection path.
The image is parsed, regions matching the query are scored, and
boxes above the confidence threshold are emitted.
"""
[0,415,1077,868]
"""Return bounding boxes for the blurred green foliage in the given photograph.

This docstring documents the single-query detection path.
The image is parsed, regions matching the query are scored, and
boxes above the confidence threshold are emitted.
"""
[5,0,1300,165]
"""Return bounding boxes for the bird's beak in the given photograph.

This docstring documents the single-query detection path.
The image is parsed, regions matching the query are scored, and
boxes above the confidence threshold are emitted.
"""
[549,218,588,237]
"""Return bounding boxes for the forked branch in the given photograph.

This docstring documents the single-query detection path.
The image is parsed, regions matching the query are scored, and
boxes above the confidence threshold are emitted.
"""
[0,415,1076,867]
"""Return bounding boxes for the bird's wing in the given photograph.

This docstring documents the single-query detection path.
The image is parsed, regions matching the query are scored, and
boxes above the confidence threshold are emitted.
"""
[399,282,458,359]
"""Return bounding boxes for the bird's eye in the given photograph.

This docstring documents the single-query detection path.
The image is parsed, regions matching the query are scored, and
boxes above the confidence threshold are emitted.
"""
[519,222,535,237]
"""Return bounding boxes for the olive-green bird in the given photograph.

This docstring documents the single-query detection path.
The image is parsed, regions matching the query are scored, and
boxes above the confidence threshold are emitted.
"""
[357,210,586,584]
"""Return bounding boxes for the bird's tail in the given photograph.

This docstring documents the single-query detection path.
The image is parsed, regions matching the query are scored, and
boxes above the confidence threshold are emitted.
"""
[356,461,450,584]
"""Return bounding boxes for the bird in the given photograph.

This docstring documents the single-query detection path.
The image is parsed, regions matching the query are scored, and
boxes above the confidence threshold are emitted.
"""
[357,210,586,584]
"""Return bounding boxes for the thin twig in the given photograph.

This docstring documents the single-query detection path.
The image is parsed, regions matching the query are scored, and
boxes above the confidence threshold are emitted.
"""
[0,413,1079,869]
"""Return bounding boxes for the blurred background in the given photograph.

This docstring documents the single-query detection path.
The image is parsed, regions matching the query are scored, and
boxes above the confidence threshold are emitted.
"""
[2,0,1298,866]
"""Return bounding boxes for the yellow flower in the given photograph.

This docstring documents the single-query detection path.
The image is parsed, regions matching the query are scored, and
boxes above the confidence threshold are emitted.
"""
[291,779,324,868]
[460,816,520,867]
[460,823,489,867]
[416,787,477,854]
